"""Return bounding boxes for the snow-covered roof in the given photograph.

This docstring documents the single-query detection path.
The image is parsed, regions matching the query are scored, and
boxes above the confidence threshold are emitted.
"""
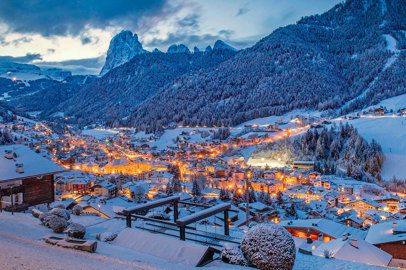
[280,219,367,239]
[349,198,381,208]
[0,144,64,182]
[107,159,132,166]
[96,181,117,190]
[365,220,406,244]
[313,237,392,266]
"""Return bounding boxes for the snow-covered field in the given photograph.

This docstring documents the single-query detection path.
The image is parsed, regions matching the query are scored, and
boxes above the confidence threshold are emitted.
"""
[375,93,406,112]
[82,128,119,139]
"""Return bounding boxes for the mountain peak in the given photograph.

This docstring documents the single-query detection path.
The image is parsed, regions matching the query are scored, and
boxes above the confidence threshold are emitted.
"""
[100,30,147,76]
[167,44,191,54]
[213,40,237,51]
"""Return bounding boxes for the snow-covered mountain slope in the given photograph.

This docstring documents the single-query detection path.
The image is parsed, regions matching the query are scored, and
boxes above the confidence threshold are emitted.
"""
[99,30,148,76]
[0,62,71,84]
[128,0,406,132]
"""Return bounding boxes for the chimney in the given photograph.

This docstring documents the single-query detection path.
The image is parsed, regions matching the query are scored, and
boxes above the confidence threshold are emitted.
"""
[342,233,348,241]
[350,239,358,248]
[16,163,24,173]
[5,150,13,159]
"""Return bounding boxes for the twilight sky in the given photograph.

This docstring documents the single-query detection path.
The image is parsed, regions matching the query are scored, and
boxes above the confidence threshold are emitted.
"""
[0,0,341,74]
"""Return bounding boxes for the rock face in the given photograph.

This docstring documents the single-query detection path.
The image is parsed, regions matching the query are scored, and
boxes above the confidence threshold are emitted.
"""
[167,44,191,54]
[100,30,147,76]
[213,40,236,51]
[240,224,296,270]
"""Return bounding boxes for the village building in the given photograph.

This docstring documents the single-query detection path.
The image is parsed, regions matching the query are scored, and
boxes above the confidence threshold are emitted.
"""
[0,144,64,211]
[347,198,382,217]
[280,218,367,242]
[366,220,406,267]
[313,179,331,190]
[93,181,117,198]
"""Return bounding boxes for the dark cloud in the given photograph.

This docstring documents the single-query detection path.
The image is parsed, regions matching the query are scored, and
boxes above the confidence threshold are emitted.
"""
[0,53,42,63]
[11,37,32,46]
[47,48,56,54]
[236,6,250,16]
[80,36,92,45]
[177,13,200,30]
[0,0,171,37]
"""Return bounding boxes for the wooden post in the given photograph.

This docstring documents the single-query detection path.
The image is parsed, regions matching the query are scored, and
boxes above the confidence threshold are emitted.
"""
[224,210,229,236]
[180,226,186,241]
[126,214,132,228]
[173,201,178,222]
[11,189,14,215]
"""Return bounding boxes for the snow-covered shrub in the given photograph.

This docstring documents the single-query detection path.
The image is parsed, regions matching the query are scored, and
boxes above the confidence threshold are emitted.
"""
[323,249,333,259]
[220,244,248,266]
[72,204,83,216]
[65,223,86,239]
[47,215,68,233]
[39,212,54,226]
[241,224,296,270]
[32,208,42,218]
[50,208,70,220]
[54,204,66,209]
[96,232,118,242]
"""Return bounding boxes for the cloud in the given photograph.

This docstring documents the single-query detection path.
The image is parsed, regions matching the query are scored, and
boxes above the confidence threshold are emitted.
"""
[47,48,55,54]
[236,6,250,16]
[177,13,200,30]
[0,53,42,63]
[11,37,32,46]
[0,0,172,37]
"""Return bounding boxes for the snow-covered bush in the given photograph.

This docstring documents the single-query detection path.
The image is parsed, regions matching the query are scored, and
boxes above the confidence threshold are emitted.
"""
[47,215,68,233]
[241,224,296,270]
[32,208,42,218]
[65,223,86,239]
[220,244,248,266]
[50,208,70,220]
[72,204,83,216]
[54,204,66,209]
[96,232,118,242]
[323,249,333,259]
[39,212,54,226]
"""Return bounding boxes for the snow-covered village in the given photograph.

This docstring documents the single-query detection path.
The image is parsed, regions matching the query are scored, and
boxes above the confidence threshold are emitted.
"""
[1,0,406,269]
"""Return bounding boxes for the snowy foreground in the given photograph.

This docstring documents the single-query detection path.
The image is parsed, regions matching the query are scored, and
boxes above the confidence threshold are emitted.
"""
[0,212,386,270]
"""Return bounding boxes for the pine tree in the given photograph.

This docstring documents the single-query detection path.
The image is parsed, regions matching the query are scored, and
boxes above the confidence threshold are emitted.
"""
[192,179,201,199]
[276,191,284,205]
[172,178,182,193]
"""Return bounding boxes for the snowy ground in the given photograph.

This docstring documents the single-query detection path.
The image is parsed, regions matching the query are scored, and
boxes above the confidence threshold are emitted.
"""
[82,128,119,139]
[375,93,406,112]
[335,117,406,180]
[0,212,389,270]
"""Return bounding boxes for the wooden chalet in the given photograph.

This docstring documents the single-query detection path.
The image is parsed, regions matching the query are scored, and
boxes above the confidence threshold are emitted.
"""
[0,144,64,211]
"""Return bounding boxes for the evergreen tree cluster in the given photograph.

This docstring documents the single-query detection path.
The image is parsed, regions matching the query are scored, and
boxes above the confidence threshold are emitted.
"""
[269,123,385,182]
